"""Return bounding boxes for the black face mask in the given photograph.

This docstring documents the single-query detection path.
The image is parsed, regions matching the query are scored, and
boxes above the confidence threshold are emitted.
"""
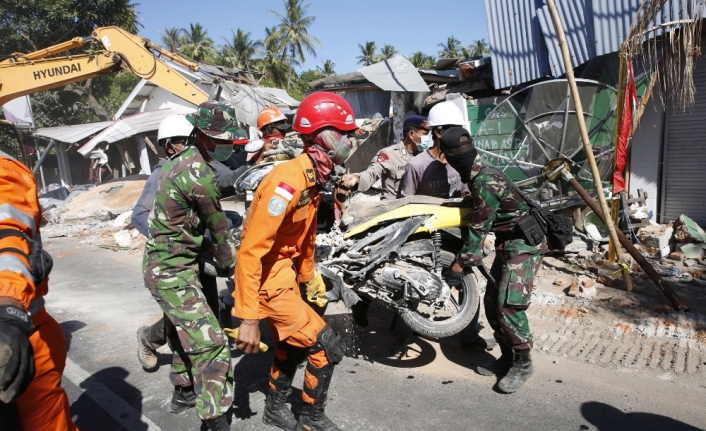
[445,147,478,183]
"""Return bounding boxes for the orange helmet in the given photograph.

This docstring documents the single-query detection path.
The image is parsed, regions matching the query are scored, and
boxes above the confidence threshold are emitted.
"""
[257,106,288,130]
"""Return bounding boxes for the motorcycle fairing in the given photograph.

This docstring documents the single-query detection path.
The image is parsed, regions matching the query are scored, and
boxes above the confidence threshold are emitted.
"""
[343,204,473,239]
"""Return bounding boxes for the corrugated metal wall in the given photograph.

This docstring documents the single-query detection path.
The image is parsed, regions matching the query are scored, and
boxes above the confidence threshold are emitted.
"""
[661,44,706,225]
[485,0,704,89]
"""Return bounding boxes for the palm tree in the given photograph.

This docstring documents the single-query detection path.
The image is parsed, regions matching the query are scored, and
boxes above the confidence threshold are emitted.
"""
[269,0,322,90]
[179,23,215,62]
[222,29,263,81]
[438,36,463,58]
[409,52,426,68]
[471,39,490,57]
[377,44,398,62]
[255,27,294,88]
[356,41,378,66]
[158,27,183,53]
[317,59,336,77]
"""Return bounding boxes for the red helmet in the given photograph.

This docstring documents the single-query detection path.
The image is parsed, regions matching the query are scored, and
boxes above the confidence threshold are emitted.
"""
[293,92,357,134]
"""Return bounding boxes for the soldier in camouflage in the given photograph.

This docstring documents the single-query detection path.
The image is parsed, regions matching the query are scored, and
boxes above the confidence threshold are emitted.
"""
[439,127,547,394]
[143,102,244,431]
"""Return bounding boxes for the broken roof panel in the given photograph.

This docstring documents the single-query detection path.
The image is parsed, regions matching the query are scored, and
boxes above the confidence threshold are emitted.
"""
[33,121,114,144]
[357,56,429,92]
[78,109,179,156]
[258,87,300,107]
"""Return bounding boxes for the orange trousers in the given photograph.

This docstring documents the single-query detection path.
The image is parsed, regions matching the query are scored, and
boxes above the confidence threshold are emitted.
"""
[260,287,329,404]
[15,309,78,431]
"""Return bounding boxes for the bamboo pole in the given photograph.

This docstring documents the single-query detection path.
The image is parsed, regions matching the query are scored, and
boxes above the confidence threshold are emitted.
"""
[546,0,633,292]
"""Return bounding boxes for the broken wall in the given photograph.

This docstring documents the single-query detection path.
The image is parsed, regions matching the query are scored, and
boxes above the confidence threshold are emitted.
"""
[629,97,664,222]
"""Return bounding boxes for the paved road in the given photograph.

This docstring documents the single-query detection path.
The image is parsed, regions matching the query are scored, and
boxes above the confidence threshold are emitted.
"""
[45,238,706,431]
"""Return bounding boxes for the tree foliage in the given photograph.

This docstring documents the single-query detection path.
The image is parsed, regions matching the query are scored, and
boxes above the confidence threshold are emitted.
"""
[269,0,321,89]
[377,44,398,62]
[438,36,463,58]
[317,59,336,77]
[179,23,215,62]
[357,41,377,66]
[158,27,183,53]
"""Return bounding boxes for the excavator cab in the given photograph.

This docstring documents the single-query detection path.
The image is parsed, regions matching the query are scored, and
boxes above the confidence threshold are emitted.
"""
[0,119,28,166]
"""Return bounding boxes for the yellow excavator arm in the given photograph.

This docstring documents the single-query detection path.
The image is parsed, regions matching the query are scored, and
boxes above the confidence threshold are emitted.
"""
[0,26,209,106]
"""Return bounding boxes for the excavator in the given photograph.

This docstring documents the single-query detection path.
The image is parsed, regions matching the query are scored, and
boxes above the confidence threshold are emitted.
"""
[0,26,212,166]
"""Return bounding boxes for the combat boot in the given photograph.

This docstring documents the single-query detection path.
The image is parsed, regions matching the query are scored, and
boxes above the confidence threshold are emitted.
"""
[136,326,159,370]
[476,344,513,377]
[203,415,230,431]
[263,366,297,430]
[297,363,340,431]
[498,349,534,393]
[169,385,196,414]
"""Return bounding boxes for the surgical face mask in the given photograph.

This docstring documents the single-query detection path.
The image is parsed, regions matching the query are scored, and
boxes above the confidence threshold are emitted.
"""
[208,143,234,161]
[414,132,432,151]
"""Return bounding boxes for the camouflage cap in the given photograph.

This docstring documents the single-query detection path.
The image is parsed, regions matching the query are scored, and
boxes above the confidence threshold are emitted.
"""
[186,102,248,140]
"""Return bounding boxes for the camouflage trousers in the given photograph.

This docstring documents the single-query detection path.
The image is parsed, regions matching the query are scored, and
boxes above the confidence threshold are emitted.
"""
[484,237,545,351]
[148,270,233,420]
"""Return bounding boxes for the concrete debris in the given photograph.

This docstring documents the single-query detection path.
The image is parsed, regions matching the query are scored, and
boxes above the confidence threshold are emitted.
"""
[564,238,589,253]
[637,224,674,251]
[674,214,706,243]
[676,242,705,259]
[554,278,568,287]
[114,230,132,247]
[113,211,133,228]
[684,259,699,268]
[668,251,685,261]
[567,278,581,297]
[61,180,145,222]
[597,276,616,288]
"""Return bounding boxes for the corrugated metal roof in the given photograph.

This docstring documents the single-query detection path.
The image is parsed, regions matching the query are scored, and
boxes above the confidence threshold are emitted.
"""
[256,87,300,107]
[357,56,429,92]
[78,109,178,156]
[485,0,705,89]
[33,121,114,144]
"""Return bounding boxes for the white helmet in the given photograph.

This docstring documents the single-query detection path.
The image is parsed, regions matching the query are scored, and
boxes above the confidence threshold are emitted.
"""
[426,101,465,127]
[157,114,194,144]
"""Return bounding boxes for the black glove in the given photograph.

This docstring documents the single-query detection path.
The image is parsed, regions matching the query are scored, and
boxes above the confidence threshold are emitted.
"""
[444,268,465,288]
[0,305,35,403]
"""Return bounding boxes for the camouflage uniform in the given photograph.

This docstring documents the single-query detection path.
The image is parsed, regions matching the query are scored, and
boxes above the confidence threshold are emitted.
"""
[356,142,414,199]
[457,155,547,351]
[143,103,241,420]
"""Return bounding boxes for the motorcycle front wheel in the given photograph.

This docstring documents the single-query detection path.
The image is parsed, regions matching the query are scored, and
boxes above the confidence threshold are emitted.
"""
[399,249,479,339]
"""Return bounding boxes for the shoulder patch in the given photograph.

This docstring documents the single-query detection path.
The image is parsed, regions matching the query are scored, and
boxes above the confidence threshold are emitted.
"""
[274,181,295,201]
[297,188,311,207]
[377,151,390,163]
[305,169,316,183]
[268,196,287,216]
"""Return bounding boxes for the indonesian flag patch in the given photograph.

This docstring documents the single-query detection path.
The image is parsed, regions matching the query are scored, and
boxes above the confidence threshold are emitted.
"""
[274,182,295,201]
[377,151,390,163]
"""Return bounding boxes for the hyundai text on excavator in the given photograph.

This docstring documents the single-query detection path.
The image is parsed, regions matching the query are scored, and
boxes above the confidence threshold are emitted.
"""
[0,26,212,167]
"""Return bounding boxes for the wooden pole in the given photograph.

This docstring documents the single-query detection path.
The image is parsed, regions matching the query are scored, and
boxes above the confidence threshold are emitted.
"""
[546,0,633,292]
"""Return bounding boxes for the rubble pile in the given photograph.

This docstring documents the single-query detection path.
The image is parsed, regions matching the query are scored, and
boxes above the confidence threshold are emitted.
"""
[41,180,147,255]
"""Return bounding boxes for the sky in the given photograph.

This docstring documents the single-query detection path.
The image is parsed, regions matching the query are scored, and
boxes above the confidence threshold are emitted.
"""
[133,0,489,75]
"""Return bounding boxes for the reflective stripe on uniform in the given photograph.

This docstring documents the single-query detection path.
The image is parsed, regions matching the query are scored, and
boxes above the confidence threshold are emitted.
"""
[0,254,33,280]
[0,203,36,237]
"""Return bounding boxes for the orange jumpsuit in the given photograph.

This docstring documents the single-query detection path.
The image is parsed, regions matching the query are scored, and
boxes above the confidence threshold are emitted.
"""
[234,153,328,401]
[0,151,78,431]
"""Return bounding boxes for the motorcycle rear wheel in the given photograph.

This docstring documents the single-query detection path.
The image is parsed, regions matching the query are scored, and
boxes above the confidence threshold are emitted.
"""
[399,250,479,339]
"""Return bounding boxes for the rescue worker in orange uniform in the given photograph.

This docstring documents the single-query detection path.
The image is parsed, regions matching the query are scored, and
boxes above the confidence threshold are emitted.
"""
[234,92,354,431]
[0,150,79,431]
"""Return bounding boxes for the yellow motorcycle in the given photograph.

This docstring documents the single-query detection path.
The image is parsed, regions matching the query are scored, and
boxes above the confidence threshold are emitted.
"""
[319,195,480,338]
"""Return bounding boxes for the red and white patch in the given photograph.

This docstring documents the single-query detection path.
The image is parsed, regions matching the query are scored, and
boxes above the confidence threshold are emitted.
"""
[377,151,390,163]
[274,182,295,201]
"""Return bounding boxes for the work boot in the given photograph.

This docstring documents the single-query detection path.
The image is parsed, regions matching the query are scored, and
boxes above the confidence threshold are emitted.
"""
[498,349,534,393]
[203,415,230,431]
[169,385,196,414]
[136,326,158,370]
[263,366,297,430]
[297,363,340,431]
[476,344,513,377]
